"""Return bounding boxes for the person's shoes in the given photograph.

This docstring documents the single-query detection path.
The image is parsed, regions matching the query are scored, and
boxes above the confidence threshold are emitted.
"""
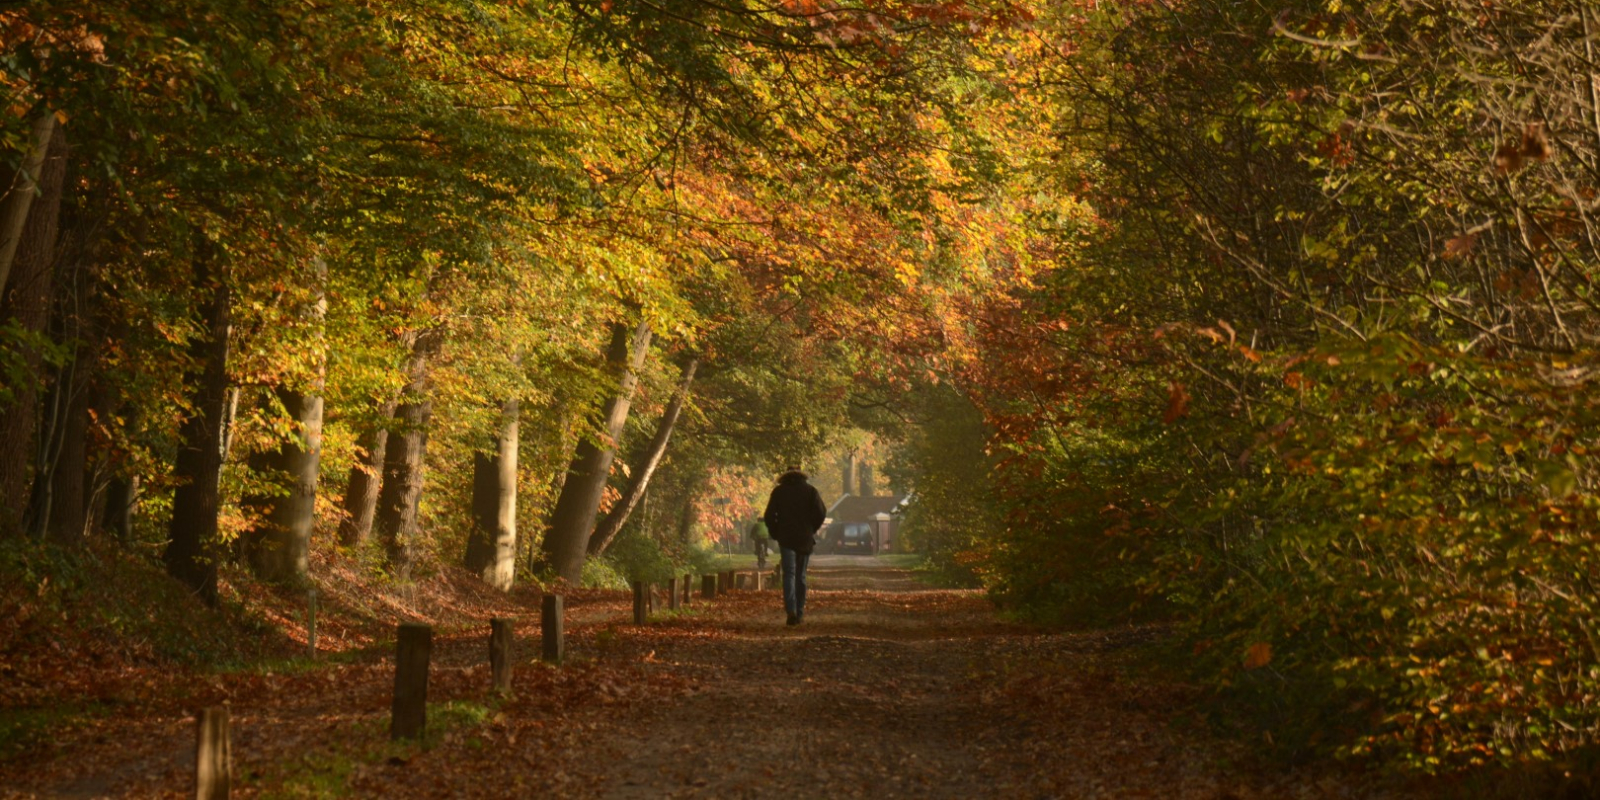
[786,614,799,626]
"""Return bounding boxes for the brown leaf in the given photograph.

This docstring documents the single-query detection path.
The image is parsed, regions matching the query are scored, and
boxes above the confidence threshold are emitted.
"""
[1521,122,1551,162]
[1444,231,1479,259]
[1494,142,1524,174]
[1162,381,1190,424]
[1243,642,1273,669]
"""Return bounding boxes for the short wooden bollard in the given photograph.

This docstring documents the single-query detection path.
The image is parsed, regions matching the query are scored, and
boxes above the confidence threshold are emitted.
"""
[701,574,716,599]
[195,706,231,800]
[632,580,649,624]
[391,623,432,740]
[542,594,565,664]
[667,577,681,610]
[489,618,514,696]
[306,589,318,658]
[719,570,734,593]
[682,574,692,605]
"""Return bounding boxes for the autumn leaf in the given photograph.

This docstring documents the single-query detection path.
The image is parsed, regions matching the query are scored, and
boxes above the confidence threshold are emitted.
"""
[1493,141,1524,174]
[1162,381,1190,423]
[1243,642,1273,670]
[1521,122,1551,162]
[1444,231,1479,258]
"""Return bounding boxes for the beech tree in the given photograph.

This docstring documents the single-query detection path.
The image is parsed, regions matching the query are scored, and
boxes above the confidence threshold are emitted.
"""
[587,358,697,557]
[464,399,519,590]
[540,320,652,584]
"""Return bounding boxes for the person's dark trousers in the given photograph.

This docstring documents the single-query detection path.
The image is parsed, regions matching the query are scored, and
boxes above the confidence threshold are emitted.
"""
[780,546,810,621]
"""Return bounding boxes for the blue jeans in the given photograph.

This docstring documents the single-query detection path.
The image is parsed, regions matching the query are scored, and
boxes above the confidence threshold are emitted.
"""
[780,547,810,617]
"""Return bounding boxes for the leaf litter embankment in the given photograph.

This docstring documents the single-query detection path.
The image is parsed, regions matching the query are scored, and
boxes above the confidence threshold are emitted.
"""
[4,556,1417,798]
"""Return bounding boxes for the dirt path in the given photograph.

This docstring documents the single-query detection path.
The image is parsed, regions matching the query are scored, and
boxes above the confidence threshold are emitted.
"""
[4,557,1411,798]
[392,556,1407,800]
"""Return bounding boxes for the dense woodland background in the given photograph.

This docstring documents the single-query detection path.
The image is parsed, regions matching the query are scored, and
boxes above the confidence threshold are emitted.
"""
[4,0,1600,784]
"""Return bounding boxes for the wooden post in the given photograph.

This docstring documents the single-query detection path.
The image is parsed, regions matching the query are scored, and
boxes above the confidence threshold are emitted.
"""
[756,571,765,591]
[719,570,733,593]
[391,623,431,740]
[541,594,564,664]
[632,580,648,624]
[683,574,692,605]
[701,574,716,599]
[667,577,681,610]
[195,706,230,800]
[489,618,513,696]
[306,589,318,658]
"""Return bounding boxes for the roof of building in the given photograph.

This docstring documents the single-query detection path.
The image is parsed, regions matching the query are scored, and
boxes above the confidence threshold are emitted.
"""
[826,494,908,523]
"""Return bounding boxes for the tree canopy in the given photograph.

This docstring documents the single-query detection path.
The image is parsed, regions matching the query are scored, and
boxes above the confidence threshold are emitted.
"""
[7,0,1600,781]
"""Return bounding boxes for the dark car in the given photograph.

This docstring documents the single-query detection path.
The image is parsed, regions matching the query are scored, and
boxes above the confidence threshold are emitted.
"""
[833,522,878,555]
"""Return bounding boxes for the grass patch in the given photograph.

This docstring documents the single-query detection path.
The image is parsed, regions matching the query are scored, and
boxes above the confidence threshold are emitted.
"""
[253,700,499,798]
[709,553,759,570]
[645,606,705,622]
[876,553,927,569]
[0,704,108,760]
[428,699,494,734]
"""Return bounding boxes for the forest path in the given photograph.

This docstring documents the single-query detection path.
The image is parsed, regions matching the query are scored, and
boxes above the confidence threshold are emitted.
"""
[4,557,1405,798]
[375,556,1395,800]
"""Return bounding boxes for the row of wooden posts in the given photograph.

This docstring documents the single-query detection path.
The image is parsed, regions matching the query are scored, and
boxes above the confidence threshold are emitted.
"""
[194,570,763,799]
[633,569,765,624]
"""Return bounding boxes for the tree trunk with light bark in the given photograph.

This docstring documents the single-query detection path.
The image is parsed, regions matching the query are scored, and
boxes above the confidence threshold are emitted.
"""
[588,358,697,557]
[465,399,519,590]
[540,320,651,583]
[243,269,326,583]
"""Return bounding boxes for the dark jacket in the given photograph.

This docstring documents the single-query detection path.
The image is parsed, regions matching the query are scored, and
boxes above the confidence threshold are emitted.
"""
[762,471,827,554]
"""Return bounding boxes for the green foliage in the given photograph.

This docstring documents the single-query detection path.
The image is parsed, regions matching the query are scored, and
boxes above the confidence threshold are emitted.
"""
[938,0,1600,779]
[596,527,677,585]
[891,385,994,588]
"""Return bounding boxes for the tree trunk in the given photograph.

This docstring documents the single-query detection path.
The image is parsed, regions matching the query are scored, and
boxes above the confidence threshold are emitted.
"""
[30,346,91,544]
[465,399,518,590]
[588,358,698,557]
[102,474,138,543]
[164,244,231,604]
[0,121,66,539]
[0,111,58,296]
[28,169,101,546]
[540,320,651,584]
[373,330,439,579]
[339,397,396,547]
[243,268,326,583]
[676,473,704,545]
[243,388,324,582]
[672,467,704,547]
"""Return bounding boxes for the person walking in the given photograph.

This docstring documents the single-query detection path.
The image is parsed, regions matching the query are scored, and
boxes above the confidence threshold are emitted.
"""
[762,465,827,625]
[750,519,770,571]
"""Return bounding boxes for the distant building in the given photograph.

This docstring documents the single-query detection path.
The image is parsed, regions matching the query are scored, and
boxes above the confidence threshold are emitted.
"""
[823,493,907,554]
